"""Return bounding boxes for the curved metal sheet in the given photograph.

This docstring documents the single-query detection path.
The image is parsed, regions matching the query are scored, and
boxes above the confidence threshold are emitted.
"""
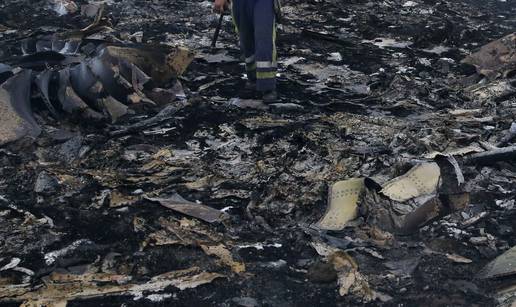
[36,40,52,53]
[380,163,441,202]
[53,39,81,55]
[70,62,103,104]
[100,96,128,124]
[18,51,66,70]
[20,38,37,55]
[0,70,41,145]
[315,178,365,231]
[88,49,131,103]
[100,44,194,87]
[35,69,59,118]
[0,64,13,85]
[57,68,104,121]
[478,246,516,279]
[0,63,11,74]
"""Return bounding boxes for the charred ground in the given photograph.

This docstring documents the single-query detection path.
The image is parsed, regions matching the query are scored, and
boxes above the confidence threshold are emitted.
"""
[0,0,515,306]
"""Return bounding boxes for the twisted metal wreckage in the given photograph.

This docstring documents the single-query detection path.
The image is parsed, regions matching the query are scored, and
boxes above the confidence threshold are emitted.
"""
[0,7,194,146]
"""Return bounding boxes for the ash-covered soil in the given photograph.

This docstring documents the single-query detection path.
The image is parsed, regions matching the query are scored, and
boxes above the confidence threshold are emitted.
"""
[0,0,515,306]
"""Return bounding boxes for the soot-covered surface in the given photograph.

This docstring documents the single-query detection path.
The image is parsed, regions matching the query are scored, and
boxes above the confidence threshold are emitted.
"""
[0,0,515,306]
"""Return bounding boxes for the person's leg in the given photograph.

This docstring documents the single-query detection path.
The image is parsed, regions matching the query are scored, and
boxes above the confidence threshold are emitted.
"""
[253,0,277,93]
[232,0,256,82]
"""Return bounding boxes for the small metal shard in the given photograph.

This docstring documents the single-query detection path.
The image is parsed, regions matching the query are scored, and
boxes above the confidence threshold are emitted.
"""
[145,194,228,223]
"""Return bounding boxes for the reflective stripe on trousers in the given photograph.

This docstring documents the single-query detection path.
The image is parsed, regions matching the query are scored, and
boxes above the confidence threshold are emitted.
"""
[232,0,277,92]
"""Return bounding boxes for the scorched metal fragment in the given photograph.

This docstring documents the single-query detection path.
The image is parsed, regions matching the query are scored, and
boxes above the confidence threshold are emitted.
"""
[0,70,41,145]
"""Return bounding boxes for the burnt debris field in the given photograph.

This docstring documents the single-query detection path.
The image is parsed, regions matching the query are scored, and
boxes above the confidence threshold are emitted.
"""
[0,0,515,306]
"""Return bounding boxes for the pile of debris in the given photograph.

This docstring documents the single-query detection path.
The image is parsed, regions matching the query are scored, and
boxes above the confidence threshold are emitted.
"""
[0,0,515,306]
[0,7,194,145]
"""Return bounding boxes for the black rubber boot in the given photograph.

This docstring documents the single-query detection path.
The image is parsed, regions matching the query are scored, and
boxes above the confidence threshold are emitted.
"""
[245,80,256,90]
[239,81,256,99]
[262,90,278,103]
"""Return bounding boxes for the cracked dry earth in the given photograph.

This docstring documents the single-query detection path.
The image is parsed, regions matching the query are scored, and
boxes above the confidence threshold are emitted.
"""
[0,0,515,306]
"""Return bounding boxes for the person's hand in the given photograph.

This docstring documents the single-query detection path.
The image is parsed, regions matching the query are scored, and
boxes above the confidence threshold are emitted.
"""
[213,0,228,13]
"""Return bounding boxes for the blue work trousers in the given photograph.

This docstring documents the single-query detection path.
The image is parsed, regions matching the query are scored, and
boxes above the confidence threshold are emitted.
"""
[232,0,277,92]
